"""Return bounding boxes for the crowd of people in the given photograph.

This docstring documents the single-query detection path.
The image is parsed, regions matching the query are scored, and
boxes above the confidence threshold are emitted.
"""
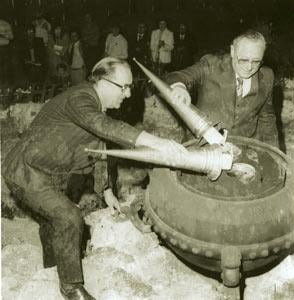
[0,12,199,91]
[1,6,285,300]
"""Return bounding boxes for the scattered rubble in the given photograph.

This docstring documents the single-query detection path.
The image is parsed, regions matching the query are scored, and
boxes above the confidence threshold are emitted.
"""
[2,207,294,300]
[1,81,294,300]
[281,78,294,159]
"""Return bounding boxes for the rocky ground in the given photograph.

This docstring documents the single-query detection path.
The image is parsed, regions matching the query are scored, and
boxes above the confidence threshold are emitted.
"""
[281,78,294,159]
[1,80,294,300]
[1,202,294,300]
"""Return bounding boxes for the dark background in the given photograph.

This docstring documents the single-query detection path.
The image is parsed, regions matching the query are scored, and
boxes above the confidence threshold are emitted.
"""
[1,0,294,78]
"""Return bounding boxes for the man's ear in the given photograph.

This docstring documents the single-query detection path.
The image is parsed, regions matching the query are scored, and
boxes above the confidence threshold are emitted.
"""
[230,45,234,58]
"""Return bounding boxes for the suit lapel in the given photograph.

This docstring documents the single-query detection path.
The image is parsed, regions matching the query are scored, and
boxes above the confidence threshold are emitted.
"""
[242,71,264,111]
[219,57,237,127]
[256,71,266,108]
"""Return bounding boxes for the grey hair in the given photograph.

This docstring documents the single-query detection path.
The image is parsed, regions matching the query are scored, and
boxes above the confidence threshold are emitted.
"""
[89,57,130,83]
[232,30,266,50]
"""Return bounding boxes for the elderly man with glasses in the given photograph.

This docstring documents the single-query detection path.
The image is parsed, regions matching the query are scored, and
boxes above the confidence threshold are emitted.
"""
[165,30,279,148]
[2,57,188,300]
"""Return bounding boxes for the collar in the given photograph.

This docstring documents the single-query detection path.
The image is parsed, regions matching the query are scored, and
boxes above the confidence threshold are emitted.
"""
[93,83,107,113]
[235,74,251,84]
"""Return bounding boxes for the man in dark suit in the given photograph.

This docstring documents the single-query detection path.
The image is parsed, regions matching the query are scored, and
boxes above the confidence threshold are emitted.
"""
[2,57,187,300]
[22,25,47,85]
[166,30,278,147]
[173,23,193,70]
[129,22,150,76]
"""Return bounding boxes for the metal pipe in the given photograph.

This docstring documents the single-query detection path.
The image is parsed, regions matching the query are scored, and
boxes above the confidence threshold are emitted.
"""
[133,58,226,145]
[85,146,233,181]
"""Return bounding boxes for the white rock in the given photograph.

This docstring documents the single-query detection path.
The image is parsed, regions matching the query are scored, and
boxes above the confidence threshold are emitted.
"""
[282,100,294,124]
[15,268,62,300]
[2,243,43,300]
[9,101,44,134]
[85,208,160,257]
[245,255,294,300]
[12,208,223,300]
[1,217,41,248]
[284,78,294,90]
[5,208,294,300]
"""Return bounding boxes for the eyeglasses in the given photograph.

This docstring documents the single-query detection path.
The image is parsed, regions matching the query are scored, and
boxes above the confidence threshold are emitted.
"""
[102,77,134,93]
[237,58,263,68]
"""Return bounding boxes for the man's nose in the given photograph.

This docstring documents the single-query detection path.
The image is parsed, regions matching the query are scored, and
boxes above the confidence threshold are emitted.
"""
[246,61,254,70]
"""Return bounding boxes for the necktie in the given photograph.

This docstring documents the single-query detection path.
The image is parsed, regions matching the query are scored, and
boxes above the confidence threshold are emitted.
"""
[236,77,243,97]
[69,43,75,66]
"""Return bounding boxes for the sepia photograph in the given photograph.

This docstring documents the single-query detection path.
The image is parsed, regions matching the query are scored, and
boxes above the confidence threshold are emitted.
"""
[1,0,294,299]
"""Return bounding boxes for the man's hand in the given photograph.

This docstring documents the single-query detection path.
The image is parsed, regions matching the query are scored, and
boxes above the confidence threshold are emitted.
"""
[159,40,165,48]
[170,83,191,106]
[104,188,121,215]
[135,131,188,165]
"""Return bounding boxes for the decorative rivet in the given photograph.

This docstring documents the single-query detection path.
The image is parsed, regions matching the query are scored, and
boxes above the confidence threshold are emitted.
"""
[249,252,256,259]
[180,243,188,250]
[192,248,200,254]
[161,232,167,239]
[153,225,159,232]
[205,250,213,257]
[170,238,177,246]
[261,249,269,257]
[273,247,280,253]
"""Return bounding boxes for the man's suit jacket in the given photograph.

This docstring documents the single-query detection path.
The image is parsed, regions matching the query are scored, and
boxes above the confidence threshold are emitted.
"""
[166,54,278,146]
[2,82,141,192]
[129,32,150,63]
[150,28,174,64]
[22,37,46,65]
[173,33,193,69]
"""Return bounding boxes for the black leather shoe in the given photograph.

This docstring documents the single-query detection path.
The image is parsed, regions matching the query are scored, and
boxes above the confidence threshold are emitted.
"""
[60,283,96,300]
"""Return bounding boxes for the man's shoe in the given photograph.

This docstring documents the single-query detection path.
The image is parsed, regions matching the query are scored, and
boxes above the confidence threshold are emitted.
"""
[60,283,96,300]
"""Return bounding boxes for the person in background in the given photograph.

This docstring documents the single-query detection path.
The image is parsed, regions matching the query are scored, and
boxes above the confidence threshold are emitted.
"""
[81,12,101,74]
[2,57,188,300]
[105,24,128,60]
[68,29,86,85]
[52,62,70,94]
[21,25,46,86]
[165,30,279,147]
[47,24,70,79]
[150,19,174,75]
[129,22,150,77]
[173,23,193,70]
[0,18,14,86]
[33,11,51,46]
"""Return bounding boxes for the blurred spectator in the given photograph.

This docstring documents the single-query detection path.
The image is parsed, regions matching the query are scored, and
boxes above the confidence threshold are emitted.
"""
[105,24,128,60]
[0,19,14,86]
[21,25,46,86]
[68,29,86,85]
[129,22,150,76]
[33,11,52,46]
[52,63,70,89]
[47,24,70,78]
[173,23,193,70]
[52,62,70,95]
[81,12,101,73]
[150,19,174,75]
